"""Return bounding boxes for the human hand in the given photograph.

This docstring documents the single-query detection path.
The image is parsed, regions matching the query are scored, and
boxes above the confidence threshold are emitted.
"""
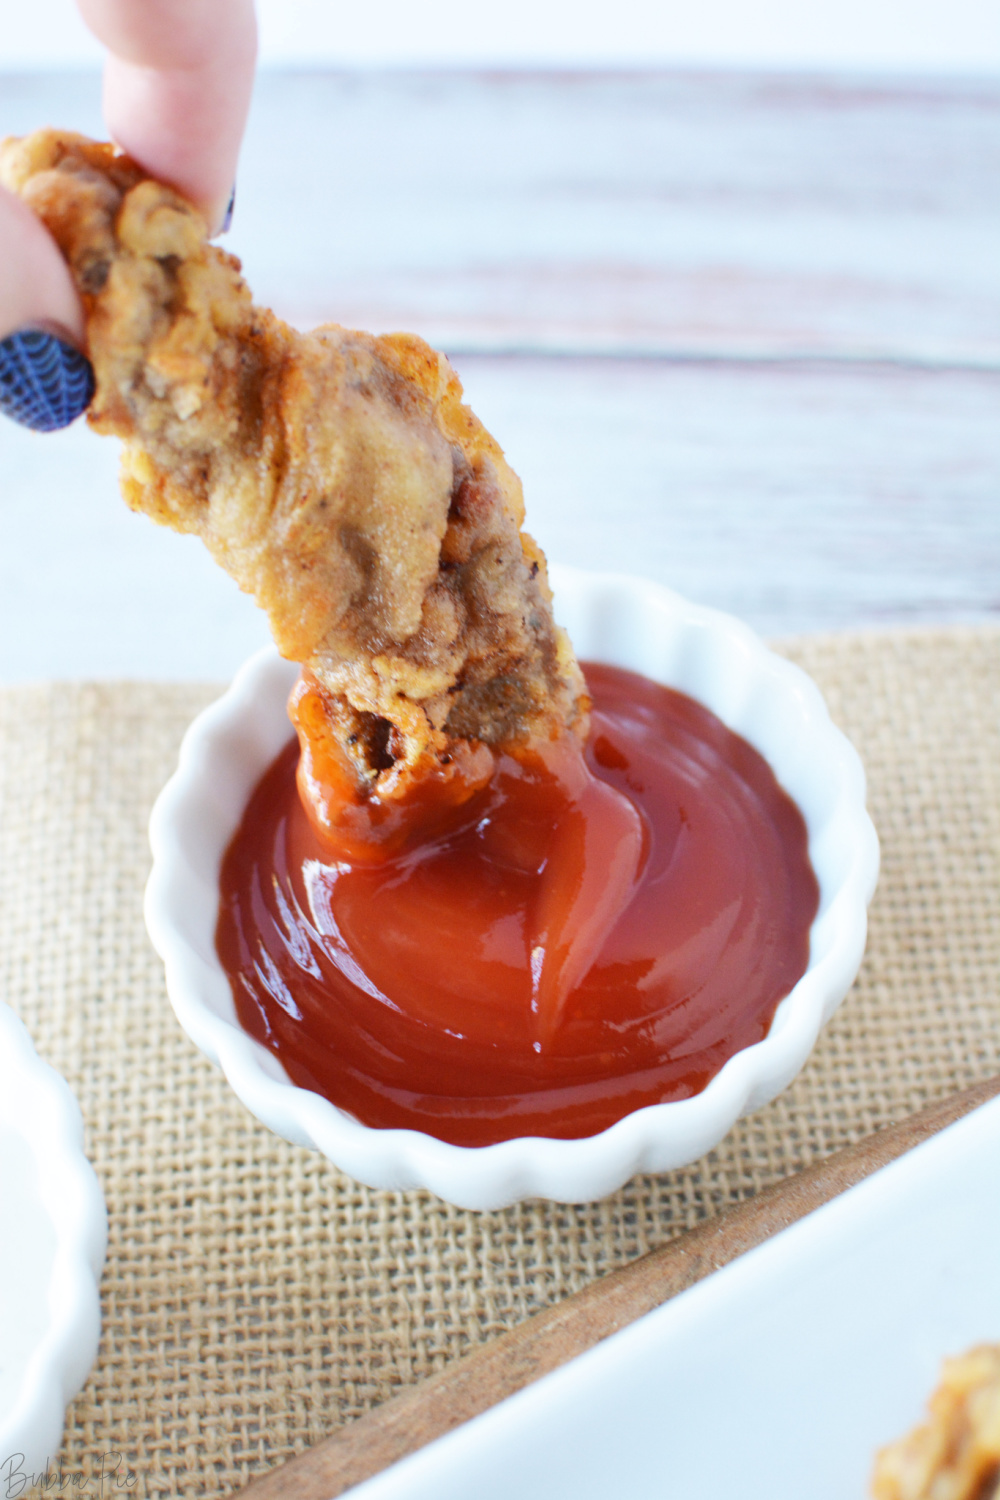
[0,0,256,431]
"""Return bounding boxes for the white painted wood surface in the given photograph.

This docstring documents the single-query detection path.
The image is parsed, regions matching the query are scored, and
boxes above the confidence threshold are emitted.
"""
[0,71,996,681]
[5,0,1000,73]
[232,72,1000,366]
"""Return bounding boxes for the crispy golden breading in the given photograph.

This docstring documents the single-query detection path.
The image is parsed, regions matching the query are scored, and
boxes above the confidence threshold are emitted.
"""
[872,1345,1000,1500]
[0,129,586,795]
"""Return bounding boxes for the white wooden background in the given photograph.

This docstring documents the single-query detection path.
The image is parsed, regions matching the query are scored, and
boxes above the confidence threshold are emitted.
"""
[7,0,1000,72]
[0,70,997,680]
[5,0,1000,72]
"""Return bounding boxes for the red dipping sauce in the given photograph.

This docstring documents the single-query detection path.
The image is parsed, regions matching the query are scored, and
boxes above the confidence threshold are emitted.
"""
[216,664,818,1145]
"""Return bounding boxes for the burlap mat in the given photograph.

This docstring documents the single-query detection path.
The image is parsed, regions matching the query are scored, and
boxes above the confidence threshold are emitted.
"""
[1,627,997,1496]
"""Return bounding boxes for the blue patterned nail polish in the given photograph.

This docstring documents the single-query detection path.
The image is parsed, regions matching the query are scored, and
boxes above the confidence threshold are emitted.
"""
[0,328,95,432]
[220,182,236,235]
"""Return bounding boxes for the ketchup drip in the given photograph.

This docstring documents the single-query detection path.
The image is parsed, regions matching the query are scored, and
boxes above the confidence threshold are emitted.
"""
[216,664,819,1144]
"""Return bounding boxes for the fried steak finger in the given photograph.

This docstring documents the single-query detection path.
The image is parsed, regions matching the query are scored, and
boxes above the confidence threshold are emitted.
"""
[0,128,587,812]
[872,1345,1000,1500]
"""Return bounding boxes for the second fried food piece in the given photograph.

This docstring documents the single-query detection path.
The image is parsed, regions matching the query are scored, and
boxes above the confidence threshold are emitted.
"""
[0,129,587,819]
[872,1345,1000,1500]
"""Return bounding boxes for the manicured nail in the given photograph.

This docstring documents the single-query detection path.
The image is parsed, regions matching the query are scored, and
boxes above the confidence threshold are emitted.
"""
[0,328,95,432]
[220,182,236,234]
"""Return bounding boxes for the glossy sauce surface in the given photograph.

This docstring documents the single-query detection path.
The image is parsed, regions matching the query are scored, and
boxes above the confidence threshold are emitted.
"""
[217,664,819,1144]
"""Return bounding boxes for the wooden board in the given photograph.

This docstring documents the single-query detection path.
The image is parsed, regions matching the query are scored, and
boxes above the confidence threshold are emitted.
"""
[233,1077,1000,1499]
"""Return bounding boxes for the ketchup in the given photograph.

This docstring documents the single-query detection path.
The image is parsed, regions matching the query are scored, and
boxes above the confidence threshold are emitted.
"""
[216,664,819,1144]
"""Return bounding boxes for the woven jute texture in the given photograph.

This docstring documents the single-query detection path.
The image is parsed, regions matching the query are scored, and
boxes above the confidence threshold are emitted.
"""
[1,626,998,1497]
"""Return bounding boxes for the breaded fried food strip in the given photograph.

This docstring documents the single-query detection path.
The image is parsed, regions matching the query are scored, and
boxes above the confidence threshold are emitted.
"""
[0,129,586,798]
[872,1345,1000,1500]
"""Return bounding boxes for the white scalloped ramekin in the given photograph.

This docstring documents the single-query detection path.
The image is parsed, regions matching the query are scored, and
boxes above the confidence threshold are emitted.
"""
[146,568,879,1209]
[0,1003,107,1479]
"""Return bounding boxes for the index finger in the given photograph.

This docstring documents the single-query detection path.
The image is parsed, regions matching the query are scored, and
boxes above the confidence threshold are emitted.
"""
[76,0,257,231]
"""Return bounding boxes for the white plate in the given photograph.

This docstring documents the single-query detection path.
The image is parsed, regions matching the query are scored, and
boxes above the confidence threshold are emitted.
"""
[346,1093,1000,1499]
[0,1004,107,1482]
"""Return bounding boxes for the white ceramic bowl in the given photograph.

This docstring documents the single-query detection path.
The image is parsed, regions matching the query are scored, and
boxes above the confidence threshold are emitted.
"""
[0,1003,107,1479]
[146,569,879,1209]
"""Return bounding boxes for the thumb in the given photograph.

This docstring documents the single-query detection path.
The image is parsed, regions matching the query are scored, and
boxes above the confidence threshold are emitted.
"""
[0,184,85,344]
[0,185,94,431]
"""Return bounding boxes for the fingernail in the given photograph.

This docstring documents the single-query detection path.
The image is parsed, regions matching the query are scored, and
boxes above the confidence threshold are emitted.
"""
[220,182,236,235]
[0,328,95,432]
